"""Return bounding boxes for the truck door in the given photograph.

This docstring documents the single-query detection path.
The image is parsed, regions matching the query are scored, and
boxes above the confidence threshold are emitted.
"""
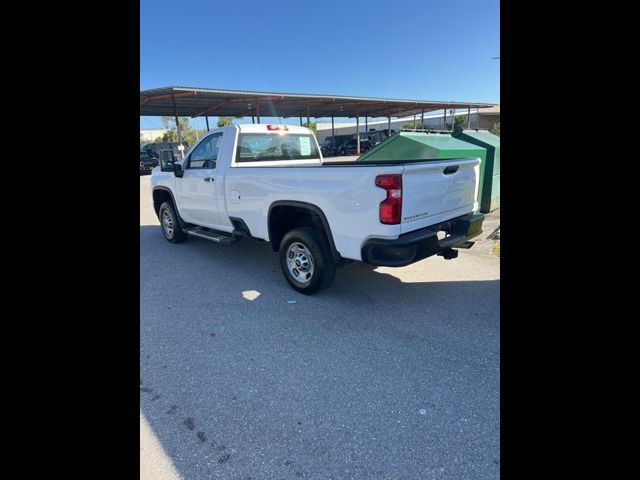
[174,132,222,227]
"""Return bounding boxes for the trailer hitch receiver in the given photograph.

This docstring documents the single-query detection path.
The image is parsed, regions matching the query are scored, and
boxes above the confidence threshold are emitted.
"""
[438,248,459,260]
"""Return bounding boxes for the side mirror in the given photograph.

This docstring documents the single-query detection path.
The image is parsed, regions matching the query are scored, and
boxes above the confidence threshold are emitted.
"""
[159,150,176,171]
[159,150,184,177]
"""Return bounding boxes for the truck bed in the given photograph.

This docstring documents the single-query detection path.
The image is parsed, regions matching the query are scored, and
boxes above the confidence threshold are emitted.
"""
[320,157,478,167]
[228,156,479,168]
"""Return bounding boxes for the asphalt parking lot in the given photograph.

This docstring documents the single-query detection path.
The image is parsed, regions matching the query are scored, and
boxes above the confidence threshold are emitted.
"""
[140,176,500,479]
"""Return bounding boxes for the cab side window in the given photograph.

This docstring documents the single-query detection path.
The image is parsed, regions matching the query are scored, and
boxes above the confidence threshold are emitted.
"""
[188,133,222,169]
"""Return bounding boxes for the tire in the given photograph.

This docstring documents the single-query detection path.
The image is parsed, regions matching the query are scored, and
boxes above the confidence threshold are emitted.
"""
[279,227,337,295]
[159,201,187,243]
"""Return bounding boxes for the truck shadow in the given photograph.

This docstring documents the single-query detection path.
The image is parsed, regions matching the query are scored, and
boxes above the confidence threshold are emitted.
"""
[140,225,500,479]
[140,224,499,302]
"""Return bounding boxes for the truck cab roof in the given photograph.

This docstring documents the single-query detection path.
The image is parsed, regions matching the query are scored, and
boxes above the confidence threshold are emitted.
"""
[232,124,313,135]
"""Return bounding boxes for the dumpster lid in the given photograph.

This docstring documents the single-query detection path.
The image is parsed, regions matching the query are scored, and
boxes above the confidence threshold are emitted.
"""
[357,130,486,162]
[457,129,500,147]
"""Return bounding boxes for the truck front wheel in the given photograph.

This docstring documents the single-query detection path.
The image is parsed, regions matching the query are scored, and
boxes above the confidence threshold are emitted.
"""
[279,227,337,295]
[159,201,187,243]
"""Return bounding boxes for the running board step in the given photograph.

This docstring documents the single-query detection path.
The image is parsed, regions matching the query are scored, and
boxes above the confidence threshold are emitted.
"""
[185,227,238,244]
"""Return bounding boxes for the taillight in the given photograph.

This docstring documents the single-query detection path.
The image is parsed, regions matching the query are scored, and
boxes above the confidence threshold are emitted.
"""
[266,124,289,131]
[375,174,402,224]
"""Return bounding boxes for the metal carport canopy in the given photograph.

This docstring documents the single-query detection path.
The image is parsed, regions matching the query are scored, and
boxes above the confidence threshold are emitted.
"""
[139,86,495,119]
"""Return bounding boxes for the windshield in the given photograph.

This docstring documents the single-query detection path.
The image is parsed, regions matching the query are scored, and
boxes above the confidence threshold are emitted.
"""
[236,133,319,162]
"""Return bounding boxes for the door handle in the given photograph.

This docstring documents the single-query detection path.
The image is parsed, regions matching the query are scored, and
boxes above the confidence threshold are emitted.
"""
[443,165,459,175]
[204,177,214,182]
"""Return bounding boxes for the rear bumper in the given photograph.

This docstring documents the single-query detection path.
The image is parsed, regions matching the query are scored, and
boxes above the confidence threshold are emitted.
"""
[361,213,484,267]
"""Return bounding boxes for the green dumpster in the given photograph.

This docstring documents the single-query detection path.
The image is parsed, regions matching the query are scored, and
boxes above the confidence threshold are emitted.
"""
[357,131,486,163]
[357,130,487,209]
[454,129,500,213]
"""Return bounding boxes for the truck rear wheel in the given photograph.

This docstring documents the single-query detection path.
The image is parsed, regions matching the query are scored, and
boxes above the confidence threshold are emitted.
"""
[279,227,336,295]
[159,201,187,243]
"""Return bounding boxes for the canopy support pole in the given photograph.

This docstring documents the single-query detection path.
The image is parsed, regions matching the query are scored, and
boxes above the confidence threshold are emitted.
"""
[467,107,471,129]
[443,109,447,131]
[172,94,183,159]
[387,114,391,136]
[356,110,360,155]
[331,116,335,153]
[413,114,416,129]
[421,109,424,129]
[205,116,210,131]
[255,99,260,124]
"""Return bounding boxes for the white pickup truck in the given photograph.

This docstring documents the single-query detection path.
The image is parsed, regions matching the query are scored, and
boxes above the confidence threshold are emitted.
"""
[150,124,484,294]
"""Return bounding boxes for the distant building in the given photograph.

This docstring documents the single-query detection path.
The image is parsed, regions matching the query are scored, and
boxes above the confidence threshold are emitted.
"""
[471,105,500,129]
[140,128,168,142]
[314,106,500,143]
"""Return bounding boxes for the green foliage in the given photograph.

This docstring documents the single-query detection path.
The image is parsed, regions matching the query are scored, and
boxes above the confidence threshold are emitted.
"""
[160,116,188,142]
[302,121,317,137]
[490,122,500,136]
[402,122,419,129]
[151,114,237,148]
[453,115,467,134]
[217,117,234,127]
[159,116,203,146]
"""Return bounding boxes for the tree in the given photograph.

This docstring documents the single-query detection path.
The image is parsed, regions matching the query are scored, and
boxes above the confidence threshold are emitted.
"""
[490,122,500,136]
[159,116,198,146]
[161,130,178,143]
[217,116,234,127]
[402,122,419,129]
[302,121,317,137]
[453,115,467,134]
[160,116,191,136]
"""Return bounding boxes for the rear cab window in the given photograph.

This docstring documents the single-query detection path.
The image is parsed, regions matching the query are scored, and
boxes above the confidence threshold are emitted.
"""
[235,132,320,165]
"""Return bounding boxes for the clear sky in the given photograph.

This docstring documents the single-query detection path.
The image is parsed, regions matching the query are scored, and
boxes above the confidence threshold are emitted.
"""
[140,0,499,129]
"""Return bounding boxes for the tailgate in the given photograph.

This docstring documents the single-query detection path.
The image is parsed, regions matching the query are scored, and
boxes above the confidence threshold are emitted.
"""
[400,158,480,233]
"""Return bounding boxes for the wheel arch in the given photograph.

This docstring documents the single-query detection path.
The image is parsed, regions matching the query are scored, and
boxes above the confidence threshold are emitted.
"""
[267,201,343,265]
[152,187,186,227]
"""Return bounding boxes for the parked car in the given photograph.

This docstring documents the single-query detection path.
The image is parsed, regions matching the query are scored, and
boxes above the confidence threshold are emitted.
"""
[141,142,189,159]
[339,138,372,156]
[320,140,337,157]
[364,130,394,146]
[151,124,483,294]
[320,136,350,157]
[140,150,159,175]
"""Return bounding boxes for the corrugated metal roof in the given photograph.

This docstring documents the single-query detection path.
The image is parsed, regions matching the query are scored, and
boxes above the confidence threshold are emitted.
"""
[140,86,495,119]
[476,105,500,115]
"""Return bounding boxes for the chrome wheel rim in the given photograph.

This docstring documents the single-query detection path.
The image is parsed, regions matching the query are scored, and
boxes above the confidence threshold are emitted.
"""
[162,210,174,237]
[286,242,314,285]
